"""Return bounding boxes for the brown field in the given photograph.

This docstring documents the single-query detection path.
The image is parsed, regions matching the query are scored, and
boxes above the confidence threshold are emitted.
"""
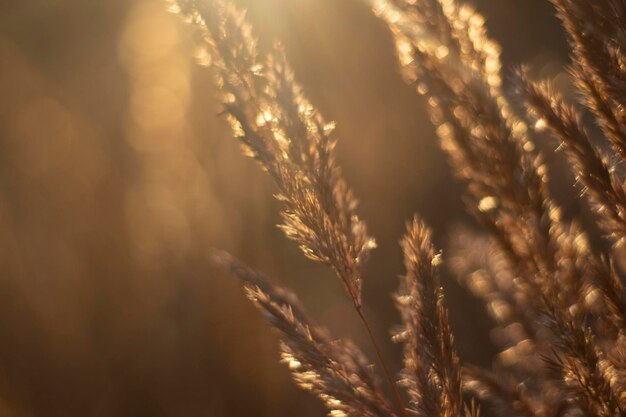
[1,1,623,417]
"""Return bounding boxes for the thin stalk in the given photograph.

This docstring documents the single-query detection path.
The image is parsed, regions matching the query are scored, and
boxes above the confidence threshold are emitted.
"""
[356,306,409,417]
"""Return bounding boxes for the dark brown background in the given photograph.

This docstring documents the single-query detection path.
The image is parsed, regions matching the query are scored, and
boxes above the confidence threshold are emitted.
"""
[0,1,573,416]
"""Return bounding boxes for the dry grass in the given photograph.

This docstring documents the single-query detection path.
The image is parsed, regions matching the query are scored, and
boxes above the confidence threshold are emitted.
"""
[169,0,626,416]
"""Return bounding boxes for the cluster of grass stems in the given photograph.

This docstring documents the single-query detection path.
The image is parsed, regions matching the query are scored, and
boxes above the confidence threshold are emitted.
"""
[168,0,626,416]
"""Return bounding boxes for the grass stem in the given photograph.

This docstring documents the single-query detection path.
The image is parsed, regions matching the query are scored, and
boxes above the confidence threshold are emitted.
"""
[356,306,408,417]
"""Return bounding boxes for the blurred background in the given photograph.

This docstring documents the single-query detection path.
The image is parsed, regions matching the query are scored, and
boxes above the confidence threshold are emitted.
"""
[0,1,574,416]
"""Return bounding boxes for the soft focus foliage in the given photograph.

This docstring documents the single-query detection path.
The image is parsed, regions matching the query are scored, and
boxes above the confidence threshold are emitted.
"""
[1,1,623,417]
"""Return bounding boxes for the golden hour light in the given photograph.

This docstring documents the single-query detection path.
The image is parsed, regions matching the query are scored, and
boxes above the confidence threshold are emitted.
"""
[1,0,625,416]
